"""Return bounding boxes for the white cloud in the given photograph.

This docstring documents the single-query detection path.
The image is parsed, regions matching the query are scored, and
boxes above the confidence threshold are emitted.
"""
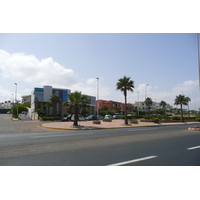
[0,49,77,88]
[0,50,111,102]
[128,80,199,110]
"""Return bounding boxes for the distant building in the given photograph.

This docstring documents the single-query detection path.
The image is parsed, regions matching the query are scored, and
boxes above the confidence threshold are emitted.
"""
[133,101,172,111]
[97,100,133,113]
[21,95,31,104]
[22,85,96,119]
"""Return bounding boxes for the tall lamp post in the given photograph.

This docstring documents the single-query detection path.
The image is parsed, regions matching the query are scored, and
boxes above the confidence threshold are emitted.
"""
[145,84,149,113]
[14,83,18,117]
[96,78,99,119]
[145,84,149,99]
[137,92,139,115]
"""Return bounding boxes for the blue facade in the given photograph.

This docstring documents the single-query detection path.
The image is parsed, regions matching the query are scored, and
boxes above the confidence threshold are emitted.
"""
[34,87,69,103]
[34,88,44,102]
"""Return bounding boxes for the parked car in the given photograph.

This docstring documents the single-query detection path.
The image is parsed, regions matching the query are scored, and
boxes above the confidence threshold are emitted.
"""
[113,115,121,119]
[104,115,113,119]
[62,114,73,121]
[71,114,85,121]
[85,115,98,120]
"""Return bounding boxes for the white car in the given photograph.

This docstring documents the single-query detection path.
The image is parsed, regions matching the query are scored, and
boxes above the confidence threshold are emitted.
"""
[71,114,85,121]
[104,115,113,119]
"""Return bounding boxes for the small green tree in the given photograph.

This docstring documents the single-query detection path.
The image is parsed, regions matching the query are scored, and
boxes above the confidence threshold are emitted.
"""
[174,95,191,122]
[144,97,153,114]
[11,104,28,118]
[160,100,167,114]
[49,94,60,117]
[116,76,134,125]
[63,91,90,126]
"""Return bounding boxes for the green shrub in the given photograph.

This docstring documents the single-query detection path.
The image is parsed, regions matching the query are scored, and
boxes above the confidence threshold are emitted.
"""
[152,118,160,123]
[41,117,55,121]
[171,116,181,120]
[196,117,200,121]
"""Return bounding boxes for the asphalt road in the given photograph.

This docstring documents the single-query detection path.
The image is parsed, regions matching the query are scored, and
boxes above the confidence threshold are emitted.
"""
[0,114,200,166]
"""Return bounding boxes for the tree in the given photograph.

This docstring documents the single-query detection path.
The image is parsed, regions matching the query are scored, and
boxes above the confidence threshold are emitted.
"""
[45,101,52,116]
[144,97,153,114]
[63,91,90,126]
[160,100,167,114]
[99,104,107,111]
[174,95,191,122]
[116,76,134,125]
[11,104,28,118]
[49,94,60,117]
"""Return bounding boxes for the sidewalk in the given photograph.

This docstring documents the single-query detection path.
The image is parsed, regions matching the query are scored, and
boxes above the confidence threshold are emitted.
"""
[40,119,200,130]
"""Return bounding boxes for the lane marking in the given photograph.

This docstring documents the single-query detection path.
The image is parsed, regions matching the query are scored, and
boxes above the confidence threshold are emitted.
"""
[128,128,158,131]
[31,132,93,139]
[107,155,157,166]
[187,145,200,150]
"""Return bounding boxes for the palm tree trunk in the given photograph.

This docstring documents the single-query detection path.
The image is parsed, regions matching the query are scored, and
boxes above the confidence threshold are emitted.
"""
[74,106,78,126]
[180,104,184,122]
[124,93,128,125]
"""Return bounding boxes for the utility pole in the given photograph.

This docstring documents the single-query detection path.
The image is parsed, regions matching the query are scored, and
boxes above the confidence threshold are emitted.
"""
[96,78,99,119]
[197,33,200,102]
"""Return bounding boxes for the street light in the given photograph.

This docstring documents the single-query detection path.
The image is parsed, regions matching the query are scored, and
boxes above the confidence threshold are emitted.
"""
[137,92,139,115]
[14,83,18,117]
[14,83,17,104]
[145,84,149,99]
[96,78,99,119]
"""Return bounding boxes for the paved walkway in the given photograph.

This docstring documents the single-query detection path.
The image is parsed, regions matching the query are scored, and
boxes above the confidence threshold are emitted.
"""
[41,119,200,130]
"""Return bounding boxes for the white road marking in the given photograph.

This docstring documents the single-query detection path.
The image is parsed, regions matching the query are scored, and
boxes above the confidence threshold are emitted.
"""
[128,128,158,131]
[187,145,200,150]
[107,155,157,166]
[31,132,93,138]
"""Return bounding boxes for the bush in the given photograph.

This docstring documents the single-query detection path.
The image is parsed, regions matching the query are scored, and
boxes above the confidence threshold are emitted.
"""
[196,117,200,121]
[41,117,55,121]
[171,116,181,120]
[152,118,160,123]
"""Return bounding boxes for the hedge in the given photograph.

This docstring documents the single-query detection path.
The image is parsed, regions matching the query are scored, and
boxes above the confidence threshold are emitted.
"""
[40,117,55,121]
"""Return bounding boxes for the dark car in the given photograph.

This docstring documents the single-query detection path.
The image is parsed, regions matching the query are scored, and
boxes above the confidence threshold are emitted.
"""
[62,114,73,121]
[85,115,98,120]
[113,115,121,119]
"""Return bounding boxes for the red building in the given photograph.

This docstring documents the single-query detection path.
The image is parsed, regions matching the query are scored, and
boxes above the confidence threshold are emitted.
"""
[96,100,133,113]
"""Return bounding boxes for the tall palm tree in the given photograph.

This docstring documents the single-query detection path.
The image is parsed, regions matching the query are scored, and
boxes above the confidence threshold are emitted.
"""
[116,76,134,125]
[63,91,90,126]
[144,97,153,114]
[174,95,191,122]
[160,100,167,114]
[45,101,52,116]
[49,94,60,117]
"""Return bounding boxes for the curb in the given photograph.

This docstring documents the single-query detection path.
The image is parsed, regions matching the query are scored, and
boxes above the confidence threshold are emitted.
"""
[40,124,160,131]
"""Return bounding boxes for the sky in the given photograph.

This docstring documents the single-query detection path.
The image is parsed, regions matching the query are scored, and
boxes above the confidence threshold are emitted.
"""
[0,33,199,110]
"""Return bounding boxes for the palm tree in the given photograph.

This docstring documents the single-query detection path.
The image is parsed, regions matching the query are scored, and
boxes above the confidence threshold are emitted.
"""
[45,101,52,116]
[144,97,153,114]
[49,94,60,117]
[160,100,167,114]
[63,91,90,126]
[116,76,134,125]
[174,95,191,122]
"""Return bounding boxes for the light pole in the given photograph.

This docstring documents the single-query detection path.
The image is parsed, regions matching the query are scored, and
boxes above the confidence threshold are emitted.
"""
[145,84,149,113]
[14,83,17,104]
[137,92,139,115]
[14,83,18,117]
[145,84,149,99]
[96,78,99,119]
[196,33,200,97]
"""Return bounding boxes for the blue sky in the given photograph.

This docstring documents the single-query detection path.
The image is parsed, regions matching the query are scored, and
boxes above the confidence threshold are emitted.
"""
[0,33,199,109]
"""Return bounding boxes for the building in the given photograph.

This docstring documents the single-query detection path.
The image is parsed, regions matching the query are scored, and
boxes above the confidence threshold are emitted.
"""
[21,95,31,104]
[28,85,96,119]
[97,100,133,113]
[133,101,172,111]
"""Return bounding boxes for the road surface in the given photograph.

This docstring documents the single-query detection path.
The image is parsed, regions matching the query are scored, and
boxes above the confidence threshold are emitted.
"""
[0,114,200,166]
